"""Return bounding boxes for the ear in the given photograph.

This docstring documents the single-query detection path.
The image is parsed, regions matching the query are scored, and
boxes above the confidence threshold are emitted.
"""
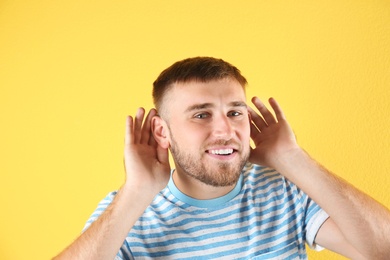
[247,109,252,123]
[151,116,170,149]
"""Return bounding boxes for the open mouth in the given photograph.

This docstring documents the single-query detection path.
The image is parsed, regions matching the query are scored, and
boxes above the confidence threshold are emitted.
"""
[207,149,235,156]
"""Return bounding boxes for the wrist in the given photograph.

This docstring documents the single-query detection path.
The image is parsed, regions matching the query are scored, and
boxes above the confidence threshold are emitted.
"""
[266,146,303,169]
[271,147,327,191]
[270,147,307,175]
[122,177,163,201]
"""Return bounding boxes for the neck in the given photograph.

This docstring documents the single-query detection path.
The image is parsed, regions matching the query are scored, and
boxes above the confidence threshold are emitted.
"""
[172,169,237,200]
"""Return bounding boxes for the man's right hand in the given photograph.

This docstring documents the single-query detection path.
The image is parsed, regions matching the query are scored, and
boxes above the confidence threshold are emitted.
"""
[53,108,171,260]
[124,108,171,195]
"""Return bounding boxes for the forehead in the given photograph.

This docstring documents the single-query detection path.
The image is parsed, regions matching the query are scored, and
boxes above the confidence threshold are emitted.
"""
[173,78,245,102]
[158,78,246,119]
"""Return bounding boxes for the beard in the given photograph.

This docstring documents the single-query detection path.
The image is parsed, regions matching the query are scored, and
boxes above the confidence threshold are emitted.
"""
[169,134,249,187]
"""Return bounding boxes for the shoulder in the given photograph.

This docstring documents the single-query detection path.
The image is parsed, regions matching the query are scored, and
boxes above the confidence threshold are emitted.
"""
[82,191,118,231]
[241,163,304,201]
[242,162,285,188]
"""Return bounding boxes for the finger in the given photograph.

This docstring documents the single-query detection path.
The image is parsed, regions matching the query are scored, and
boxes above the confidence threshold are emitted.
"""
[250,121,260,140]
[124,115,134,145]
[140,109,157,144]
[269,97,286,121]
[148,116,158,147]
[248,106,267,129]
[248,104,267,131]
[133,107,145,144]
[251,96,277,125]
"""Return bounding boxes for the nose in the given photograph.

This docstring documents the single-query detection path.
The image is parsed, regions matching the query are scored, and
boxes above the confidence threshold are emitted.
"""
[211,114,234,139]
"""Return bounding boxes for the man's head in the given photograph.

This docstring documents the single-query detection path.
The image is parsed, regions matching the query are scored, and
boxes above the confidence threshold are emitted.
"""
[151,57,251,188]
[153,57,247,119]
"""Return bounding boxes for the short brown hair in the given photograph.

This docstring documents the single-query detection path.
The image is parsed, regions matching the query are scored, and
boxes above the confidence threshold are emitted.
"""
[152,57,247,113]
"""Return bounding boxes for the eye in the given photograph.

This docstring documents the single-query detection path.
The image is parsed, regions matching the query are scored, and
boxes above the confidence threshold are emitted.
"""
[228,111,242,117]
[194,112,210,119]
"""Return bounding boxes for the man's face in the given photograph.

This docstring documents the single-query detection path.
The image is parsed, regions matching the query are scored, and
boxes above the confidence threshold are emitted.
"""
[162,78,251,187]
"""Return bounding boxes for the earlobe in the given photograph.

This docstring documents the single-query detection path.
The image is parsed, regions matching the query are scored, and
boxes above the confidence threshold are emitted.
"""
[151,116,170,149]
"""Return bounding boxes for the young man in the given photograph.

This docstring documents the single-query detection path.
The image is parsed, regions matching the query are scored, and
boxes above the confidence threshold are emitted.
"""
[54,57,390,259]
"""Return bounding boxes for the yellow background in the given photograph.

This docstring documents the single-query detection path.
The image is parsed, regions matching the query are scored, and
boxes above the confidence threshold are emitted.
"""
[1,0,389,259]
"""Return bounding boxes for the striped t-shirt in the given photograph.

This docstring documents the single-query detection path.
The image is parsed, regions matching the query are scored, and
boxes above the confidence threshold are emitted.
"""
[84,163,329,259]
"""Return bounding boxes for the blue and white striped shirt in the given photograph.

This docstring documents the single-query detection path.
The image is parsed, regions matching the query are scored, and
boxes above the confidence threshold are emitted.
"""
[84,163,328,259]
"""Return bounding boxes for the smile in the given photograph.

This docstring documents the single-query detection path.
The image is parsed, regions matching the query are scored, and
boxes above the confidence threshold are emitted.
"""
[208,149,234,155]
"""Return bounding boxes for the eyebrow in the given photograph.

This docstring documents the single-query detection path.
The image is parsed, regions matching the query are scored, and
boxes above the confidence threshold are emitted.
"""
[184,101,247,113]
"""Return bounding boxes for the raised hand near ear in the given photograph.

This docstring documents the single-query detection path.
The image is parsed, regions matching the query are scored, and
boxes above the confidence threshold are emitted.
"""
[124,108,171,194]
[52,108,172,260]
[248,97,299,169]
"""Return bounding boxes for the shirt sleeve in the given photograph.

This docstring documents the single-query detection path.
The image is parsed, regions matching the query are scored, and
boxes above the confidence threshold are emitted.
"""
[82,191,117,232]
[82,191,137,259]
[303,194,330,251]
[305,204,329,250]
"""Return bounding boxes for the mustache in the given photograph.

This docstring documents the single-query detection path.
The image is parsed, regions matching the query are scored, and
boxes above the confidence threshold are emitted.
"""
[205,139,240,148]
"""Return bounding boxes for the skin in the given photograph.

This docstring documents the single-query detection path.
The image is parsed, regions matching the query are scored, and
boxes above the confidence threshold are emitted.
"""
[53,78,390,260]
[158,78,251,199]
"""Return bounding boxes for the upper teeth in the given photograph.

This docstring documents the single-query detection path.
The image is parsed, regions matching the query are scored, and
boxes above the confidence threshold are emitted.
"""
[210,149,233,155]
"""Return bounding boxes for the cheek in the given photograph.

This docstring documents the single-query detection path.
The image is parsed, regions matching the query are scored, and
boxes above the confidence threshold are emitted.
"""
[240,125,252,150]
[169,124,205,146]
[238,120,251,138]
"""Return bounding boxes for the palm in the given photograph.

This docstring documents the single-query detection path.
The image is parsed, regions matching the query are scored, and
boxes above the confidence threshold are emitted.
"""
[124,108,170,193]
[249,97,298,168]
